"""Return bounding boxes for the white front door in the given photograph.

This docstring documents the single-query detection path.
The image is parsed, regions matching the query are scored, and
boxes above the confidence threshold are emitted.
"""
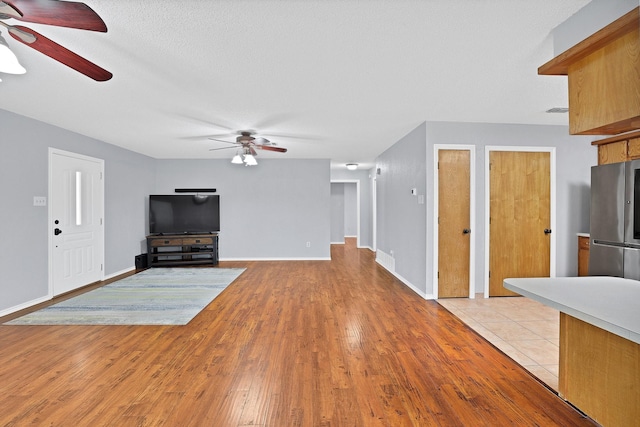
[49,149,104,296]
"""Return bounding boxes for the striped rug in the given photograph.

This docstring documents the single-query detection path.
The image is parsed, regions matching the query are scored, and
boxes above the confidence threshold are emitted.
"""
[5,267,245,326]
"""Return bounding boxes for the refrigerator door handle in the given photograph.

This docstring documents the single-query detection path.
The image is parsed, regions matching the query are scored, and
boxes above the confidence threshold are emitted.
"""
[593,239,628,248]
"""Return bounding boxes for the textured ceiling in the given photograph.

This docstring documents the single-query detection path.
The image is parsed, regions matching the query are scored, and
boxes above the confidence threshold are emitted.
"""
[0,0,592,168]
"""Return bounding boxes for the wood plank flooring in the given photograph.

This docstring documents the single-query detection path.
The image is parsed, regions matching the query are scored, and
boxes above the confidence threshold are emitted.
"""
[0,239,595,426]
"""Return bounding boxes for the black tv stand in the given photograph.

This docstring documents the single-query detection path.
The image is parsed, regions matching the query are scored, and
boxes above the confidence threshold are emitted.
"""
[146,233,219,267]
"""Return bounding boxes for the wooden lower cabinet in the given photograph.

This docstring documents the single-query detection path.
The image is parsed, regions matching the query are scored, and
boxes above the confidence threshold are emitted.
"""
[559,313,640,427]
[577,235,589,276]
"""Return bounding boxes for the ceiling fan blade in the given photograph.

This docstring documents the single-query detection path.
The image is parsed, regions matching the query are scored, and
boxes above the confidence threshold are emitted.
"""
[208,146,236,151]
[253,137,270,145]
[8,25,112,81]
[249,146,258,156]
[207,137,237,145]
[258,145,288,153]
[3,0,107,32]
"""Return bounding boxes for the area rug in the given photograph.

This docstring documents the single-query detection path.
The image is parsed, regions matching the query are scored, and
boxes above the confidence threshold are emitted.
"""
[5,267,245,326]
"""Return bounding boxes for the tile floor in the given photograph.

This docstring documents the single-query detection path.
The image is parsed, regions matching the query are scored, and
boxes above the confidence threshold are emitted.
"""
[438,295,560,391]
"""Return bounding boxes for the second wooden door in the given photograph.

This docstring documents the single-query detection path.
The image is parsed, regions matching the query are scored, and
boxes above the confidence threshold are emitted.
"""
[489,151,551,297]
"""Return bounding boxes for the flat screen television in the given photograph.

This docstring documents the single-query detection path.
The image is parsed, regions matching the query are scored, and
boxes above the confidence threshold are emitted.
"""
[149,195,220,235]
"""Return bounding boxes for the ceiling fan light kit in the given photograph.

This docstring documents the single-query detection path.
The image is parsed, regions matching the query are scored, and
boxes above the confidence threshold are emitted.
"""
[231,153,244,164]
[212,130,288,166]
[0,31,25,74]
[243,153,257,166]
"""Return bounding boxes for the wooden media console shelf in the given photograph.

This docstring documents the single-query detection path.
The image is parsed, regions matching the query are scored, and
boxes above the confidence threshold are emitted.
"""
[147,234,219,267]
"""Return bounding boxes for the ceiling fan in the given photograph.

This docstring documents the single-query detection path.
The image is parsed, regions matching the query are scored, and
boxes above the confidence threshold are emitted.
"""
[0,0,112,81]
[209,131,288,165]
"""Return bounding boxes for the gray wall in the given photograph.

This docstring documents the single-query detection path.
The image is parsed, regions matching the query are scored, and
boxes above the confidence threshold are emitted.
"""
[376,123,428,294]
[344,183,357,236]
[375,120,596,298]
[330,168,373,249]
[0,108,156,314]
[330,183,345,243]
[154,159,331,260]
[425,122,596,296]
[1,109,331,315]
[552,0,637,55]
[329,182,358,243]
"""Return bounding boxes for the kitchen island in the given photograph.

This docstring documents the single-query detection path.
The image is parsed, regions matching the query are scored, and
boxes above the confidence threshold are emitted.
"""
[504,277,640,427]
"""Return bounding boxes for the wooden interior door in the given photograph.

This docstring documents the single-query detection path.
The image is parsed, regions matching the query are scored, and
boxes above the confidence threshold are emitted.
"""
[489,151,550,296]
[438,149,471,298]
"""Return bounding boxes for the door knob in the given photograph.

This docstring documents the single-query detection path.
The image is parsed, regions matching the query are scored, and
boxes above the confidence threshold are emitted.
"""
[54,228,62,235]
[462,228,471,234]
[544,228,552,235]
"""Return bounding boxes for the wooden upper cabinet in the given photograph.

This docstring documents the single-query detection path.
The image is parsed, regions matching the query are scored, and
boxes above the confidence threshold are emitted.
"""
[539,7,640,135]
[593,130,640,165]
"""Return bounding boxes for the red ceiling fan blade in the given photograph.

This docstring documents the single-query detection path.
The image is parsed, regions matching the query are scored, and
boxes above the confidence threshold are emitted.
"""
[258,145,288,153]
[3,0,107,32]
[9,25,112,81]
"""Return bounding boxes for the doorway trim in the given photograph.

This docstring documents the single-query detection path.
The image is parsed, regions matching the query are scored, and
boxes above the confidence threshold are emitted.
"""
[48,148,105,298]
[433,144,476,299]
[330,179,361,247]
[484,146,556,298]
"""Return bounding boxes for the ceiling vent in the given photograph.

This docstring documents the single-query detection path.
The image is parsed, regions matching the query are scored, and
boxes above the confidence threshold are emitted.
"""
[546,107,569,113]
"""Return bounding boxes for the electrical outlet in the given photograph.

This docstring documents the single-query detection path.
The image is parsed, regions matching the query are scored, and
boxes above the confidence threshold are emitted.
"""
[33,196,47,207]
[306,241,311,248]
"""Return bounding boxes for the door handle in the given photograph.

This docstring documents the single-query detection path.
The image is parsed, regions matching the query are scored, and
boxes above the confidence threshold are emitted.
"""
[462,228,471,234]
[54,228,62,235]
[544,229,552,235]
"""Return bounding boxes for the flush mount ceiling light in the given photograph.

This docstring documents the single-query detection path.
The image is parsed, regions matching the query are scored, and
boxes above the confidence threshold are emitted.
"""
[346,163,358,170]
[0,32,26,75]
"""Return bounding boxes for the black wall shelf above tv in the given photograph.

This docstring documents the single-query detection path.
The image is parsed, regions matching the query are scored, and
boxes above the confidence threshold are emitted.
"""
[174,188,217,193]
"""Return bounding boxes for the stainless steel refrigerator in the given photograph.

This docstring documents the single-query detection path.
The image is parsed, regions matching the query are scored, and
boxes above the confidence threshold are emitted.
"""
[590,159,640,279]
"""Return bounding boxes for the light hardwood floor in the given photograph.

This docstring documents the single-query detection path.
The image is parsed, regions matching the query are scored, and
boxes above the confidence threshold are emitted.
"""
[0,239,595,426]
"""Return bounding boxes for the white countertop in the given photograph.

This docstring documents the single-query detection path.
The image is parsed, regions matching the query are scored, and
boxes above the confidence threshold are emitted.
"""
[503,277,640,345]
[576,232,590,238]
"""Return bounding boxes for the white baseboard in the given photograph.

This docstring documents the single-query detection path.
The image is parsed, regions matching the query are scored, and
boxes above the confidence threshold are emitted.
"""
[0,295,50,317]
[375,255,432,300]
[1,267,136,318]
[104,266,135,281]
